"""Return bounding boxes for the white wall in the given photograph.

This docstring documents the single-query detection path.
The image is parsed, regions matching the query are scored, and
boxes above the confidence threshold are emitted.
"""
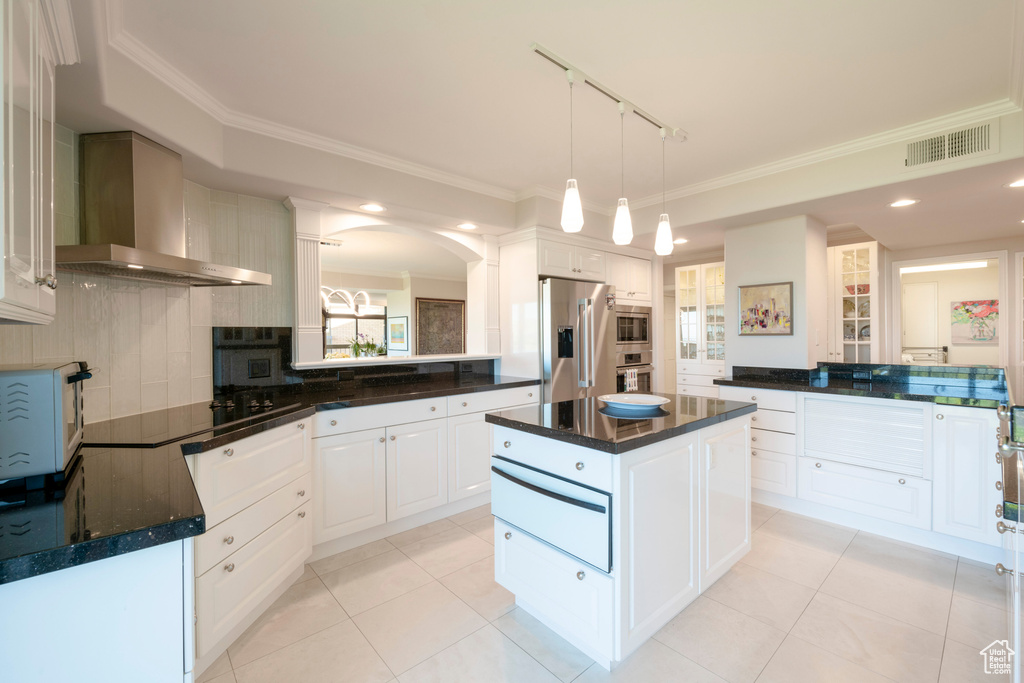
[724,215,828,373]
[900,261,1000,365]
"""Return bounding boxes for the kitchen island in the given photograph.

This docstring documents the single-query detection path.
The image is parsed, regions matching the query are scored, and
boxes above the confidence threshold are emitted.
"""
[485,394,755,669]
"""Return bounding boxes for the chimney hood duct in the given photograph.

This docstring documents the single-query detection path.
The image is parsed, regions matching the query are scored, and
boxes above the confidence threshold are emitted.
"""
[55,132,272,287]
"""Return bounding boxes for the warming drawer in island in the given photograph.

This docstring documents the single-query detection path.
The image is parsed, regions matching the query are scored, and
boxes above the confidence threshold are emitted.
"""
[540,278,617,403]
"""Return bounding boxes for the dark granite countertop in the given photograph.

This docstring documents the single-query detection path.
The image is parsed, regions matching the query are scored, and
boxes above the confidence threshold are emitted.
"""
[715,363,1009,409]
[485,394,756,454]
[0,443,204,584]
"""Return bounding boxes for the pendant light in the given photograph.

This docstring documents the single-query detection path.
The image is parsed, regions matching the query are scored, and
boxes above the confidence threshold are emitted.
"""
[560,70,584,233]
[654,128,674,256]
[612,102,633,246]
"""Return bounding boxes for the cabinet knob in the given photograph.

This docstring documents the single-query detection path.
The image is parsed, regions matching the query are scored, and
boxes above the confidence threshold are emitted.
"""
[752,450,758,456]
[751,436,757,442]
[997,521,1015,534]
[751,416,757,421]
[528,392,533,398]
[936,414,944,420]
[298,511,306,518]
[35,274,57,289]
[504,440,511,448]
[504,531,511,540]
[751,395,757,401]
[997,481,1004,491]
[462,402,468,407]
[997,504,1004,518]
[379,437,385,443]
[390,435,396,441]
[224,536,234,545]
[297,489,306,497]
[224,448,234,457]
[330,419,337,426]
[575,461,585,471]
[576,571,586,581]
[815,462,822,468]
[431,406,437,412]
[298,423,305,429]
[224,563,235,572]
[898,478,906,485]
[996,563,1016,577]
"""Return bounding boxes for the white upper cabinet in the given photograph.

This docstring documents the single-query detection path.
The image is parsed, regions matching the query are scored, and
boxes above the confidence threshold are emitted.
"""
[607,253,651,303]
[826,242,880,363]
[538,239,606,281]
[1,0,59,324]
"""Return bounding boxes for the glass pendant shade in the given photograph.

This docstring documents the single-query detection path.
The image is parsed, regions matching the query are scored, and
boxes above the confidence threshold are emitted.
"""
[612,198,633,245]
[654,214,673,255]
[561,179,584,232]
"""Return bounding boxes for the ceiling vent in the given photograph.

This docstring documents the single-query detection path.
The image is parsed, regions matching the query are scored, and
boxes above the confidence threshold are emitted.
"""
[905,122,995,168]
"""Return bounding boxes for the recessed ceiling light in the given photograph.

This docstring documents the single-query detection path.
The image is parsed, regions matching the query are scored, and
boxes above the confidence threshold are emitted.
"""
[673,237,688,244]
[230,280,241,284]
[360,203,386,212]
[889,199,918,207]
[1007,179,1024,188]
[457,223,477,230]
[127,264,144,270]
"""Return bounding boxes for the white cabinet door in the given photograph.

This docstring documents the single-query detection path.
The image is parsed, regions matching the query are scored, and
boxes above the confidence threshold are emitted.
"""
[626,257,651,301]
[675,262,725,375]
[387,417,449,520]
[751,449,796,496]
[608,254,651,303]
[606,252,629,296]
[829,242,879,364]
[575,247,606,281]
[538,240,577,279]
[448,412,492,503]
[699,418,751,591]
[312,428,387,543]
[932,405,1001,546]
[798,457,931,529]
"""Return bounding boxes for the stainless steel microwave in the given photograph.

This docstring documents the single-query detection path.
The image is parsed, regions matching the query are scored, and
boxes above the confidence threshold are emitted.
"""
[0,362,91,480]
[615,305,652,352]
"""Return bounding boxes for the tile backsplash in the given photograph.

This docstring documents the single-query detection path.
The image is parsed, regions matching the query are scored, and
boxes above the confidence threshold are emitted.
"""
[0,125,295,423]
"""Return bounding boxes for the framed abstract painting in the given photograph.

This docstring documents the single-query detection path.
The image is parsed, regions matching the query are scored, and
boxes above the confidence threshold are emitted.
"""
[738,282,793,336]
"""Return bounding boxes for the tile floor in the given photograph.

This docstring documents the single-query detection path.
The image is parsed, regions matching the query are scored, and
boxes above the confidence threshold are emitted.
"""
[196,502,1012,683]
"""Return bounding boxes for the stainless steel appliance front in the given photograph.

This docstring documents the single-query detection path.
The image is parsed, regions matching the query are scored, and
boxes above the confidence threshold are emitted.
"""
[615,305,652,352]
[616,365,653,394]
[540,278,617,403]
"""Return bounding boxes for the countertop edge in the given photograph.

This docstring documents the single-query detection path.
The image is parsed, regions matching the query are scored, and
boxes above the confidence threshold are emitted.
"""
[311,377,541,411]
[714,377,1005,409]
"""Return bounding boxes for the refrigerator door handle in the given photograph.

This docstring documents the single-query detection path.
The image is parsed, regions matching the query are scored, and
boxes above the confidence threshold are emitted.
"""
[578,299,589,388]
[588,299,596,388]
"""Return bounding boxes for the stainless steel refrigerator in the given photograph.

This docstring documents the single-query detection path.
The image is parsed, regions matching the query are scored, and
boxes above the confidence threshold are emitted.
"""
[540,278,617,403]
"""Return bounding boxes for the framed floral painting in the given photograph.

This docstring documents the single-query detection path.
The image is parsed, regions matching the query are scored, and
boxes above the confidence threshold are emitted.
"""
[951,300,998,344]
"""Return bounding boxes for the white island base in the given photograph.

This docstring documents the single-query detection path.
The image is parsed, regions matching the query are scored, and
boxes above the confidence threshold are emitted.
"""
[490,414,752,670]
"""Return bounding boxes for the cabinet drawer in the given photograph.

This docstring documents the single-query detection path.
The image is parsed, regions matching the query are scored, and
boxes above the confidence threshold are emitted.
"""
[797,458,931,529]
[751,449,796,497]
[314,397,447,437]
[195,472,311,576]
[718,386,795,412]
[676,384,719,399]
[493,426,612,492]
[750,428,795,455]
[447,386,539,417]
[677,373,717,388]
[494,518,613,660]
[195,501,312,658]
[677,363,724,377]
[750,409,796,434]
[194,423,310,528]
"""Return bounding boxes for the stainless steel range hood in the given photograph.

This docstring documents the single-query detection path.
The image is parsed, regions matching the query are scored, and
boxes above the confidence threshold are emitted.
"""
[55,132,272,287]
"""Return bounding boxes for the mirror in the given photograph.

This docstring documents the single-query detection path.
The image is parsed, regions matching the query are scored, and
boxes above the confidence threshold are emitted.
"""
[319,228,469,359]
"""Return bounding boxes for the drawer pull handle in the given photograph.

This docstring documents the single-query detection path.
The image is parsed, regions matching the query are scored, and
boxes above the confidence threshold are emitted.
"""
[330,419,337,426]
[224,448,234,457]
[298,423,305,429]
[996,563,1017,577]
[491,466,606,513]
[815,462,821,468]
[224,536,234,545]
[898,478,906,485]
[575,461,585,471]
[504,440,511,448]
[751,436,757,442]
[528,392,533,397]
[751,395,757,401]
[462,402,468,407]
[751,416,757,421]
[298,511,306,518]
[298,489,306,497]
[752,450,758,456]
[998,521,1015,534]
[936,414,944,420]
[379,437,385,443]
[225,563,235,572]
[431,406,437,412]
[576,571,586,581]
[504,531,511,540]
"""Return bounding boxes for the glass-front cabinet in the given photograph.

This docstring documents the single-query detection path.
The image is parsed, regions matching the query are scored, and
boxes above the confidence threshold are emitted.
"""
[827,242,879,364]
[675,262,725,398]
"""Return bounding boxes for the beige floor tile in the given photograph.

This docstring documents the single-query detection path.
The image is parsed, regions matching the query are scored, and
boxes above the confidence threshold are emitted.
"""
[493,607,594,682]
[400,526,495,578]
[740,530,840,589]
[204,673,236,683]
[857,530,958,560]
[292,564,318,585]
[387,518,458,548]
[309,538,394,576]
[353,581,487,675]
[448,504,491,527]
[196,651,232,683]
[756,635,890,683]
[228,578,349,667]
[818,534,956,635]
[233,620,392,683]
[790,593,944,683]
[439,555,515,621]
[955,558,1009,611]
[750,502,778,530]
[653,595,785,683]
[397,624,559,683]
[946,594,1011,650]
[320,549,433,615]
[940,637,1012,682]
[461,514,495,544]
[703,563,815,631]
[757,510,856,555]
[574,639,724,683]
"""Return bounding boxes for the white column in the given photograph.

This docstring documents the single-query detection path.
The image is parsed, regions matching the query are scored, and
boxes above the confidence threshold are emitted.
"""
[285,197,330,364]
[466,234,500,355]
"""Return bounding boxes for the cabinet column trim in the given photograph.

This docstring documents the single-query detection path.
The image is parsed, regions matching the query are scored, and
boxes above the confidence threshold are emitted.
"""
[286,197,328,364]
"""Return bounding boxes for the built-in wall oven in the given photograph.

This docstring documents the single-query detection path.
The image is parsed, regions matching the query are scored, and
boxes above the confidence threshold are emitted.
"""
[615,305,651,352]
[616,365,653,393]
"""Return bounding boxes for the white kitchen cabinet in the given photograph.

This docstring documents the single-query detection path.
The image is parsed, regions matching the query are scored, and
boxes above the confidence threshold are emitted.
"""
[448,412,492,503]
[826,241,881,363]
[932,405,1001,546]
[751,447,796,496]
[675,262,725,398]
[607,253,651,303]
[312,428,387,543]
[386,416,449,520]
[1,0,58,324]
[538,238,606,281]
[699,418,751,590]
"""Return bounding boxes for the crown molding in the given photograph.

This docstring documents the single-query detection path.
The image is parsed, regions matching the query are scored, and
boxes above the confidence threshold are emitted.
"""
[631,99,1023,210]
[401,270,468,283]
[1011,0,1024,107]
[40,0,80,65]
[285,197,331,212]
[104,0,516,203]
